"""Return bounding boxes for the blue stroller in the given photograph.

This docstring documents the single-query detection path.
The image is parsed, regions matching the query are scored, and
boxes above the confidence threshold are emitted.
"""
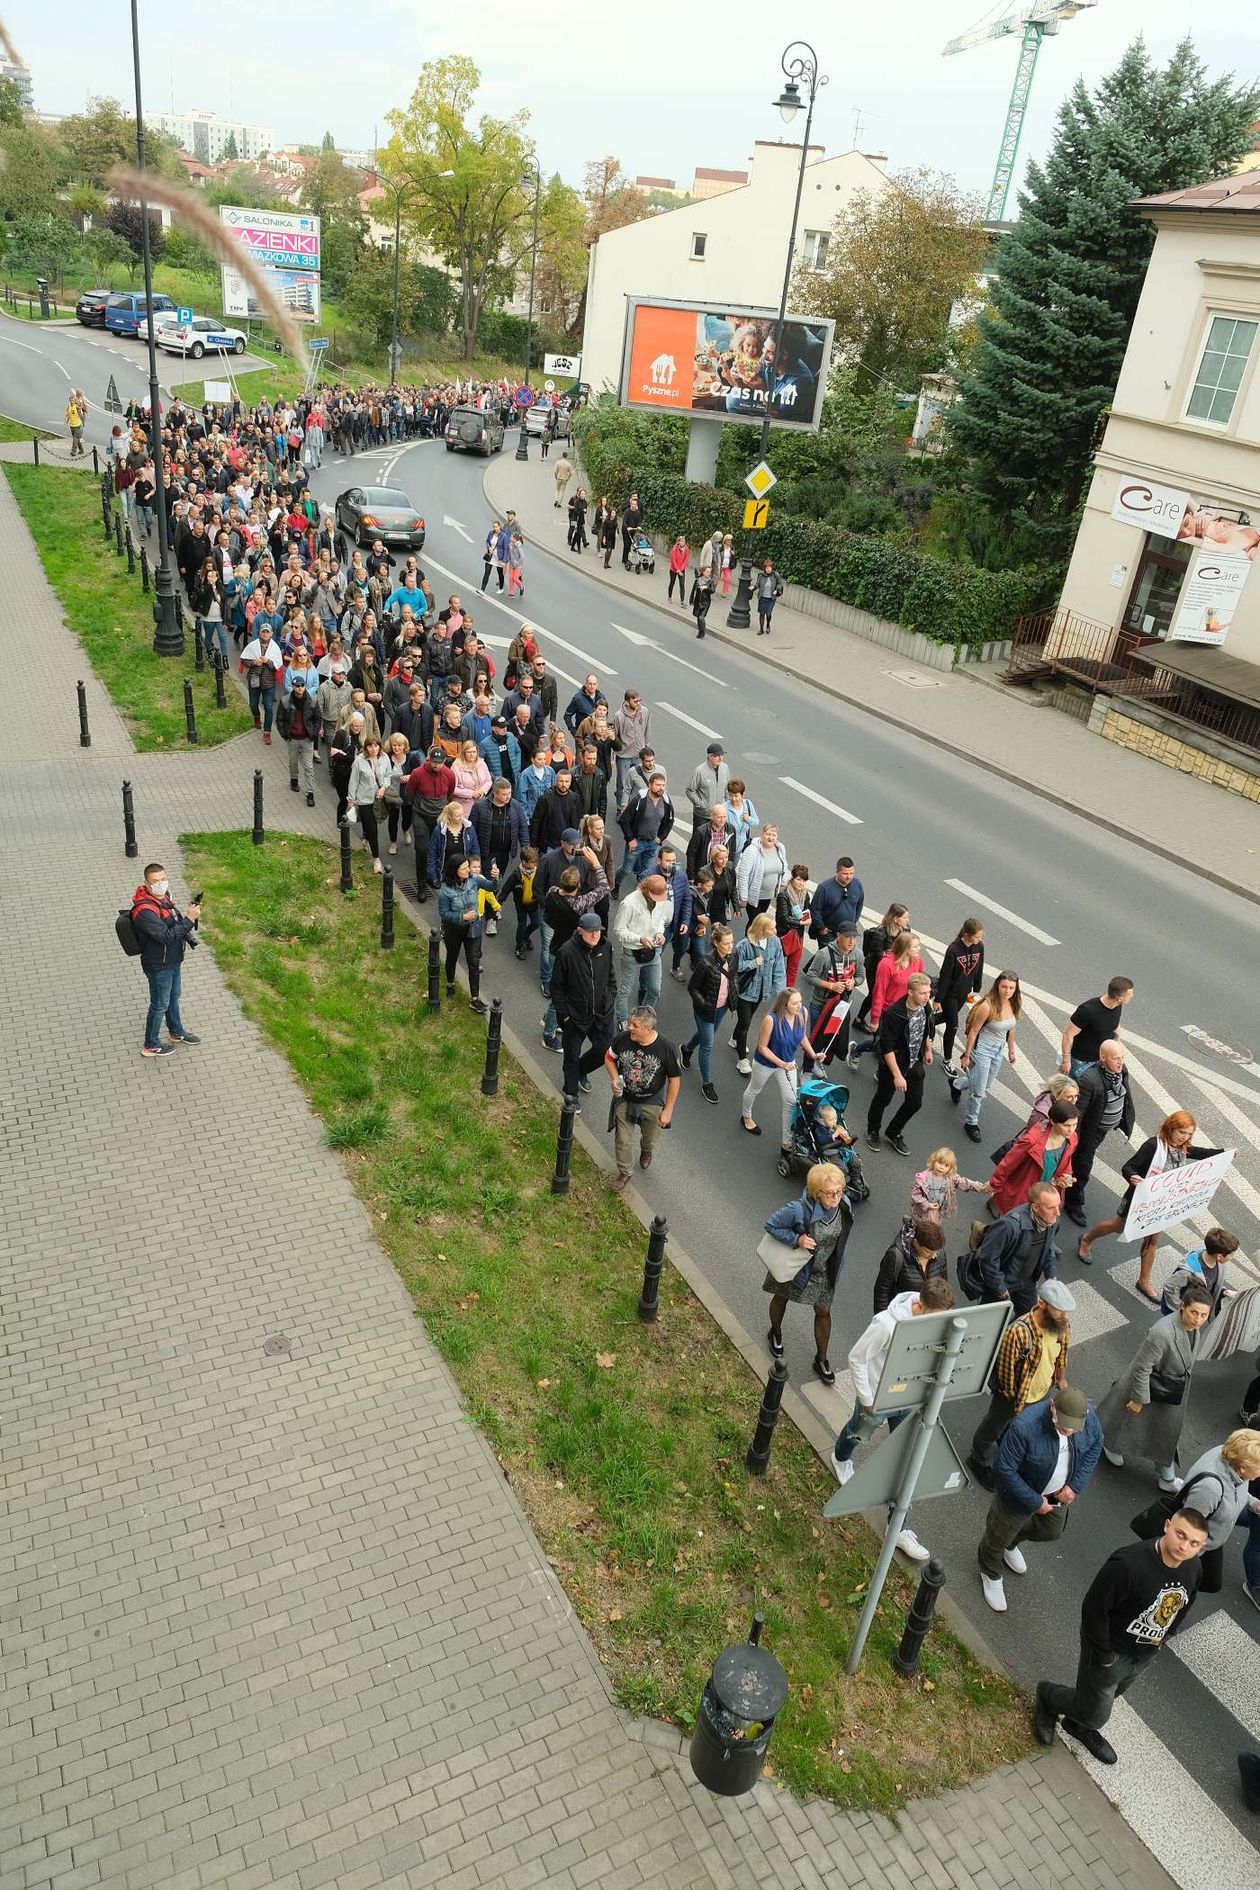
[776,1078,870,1200]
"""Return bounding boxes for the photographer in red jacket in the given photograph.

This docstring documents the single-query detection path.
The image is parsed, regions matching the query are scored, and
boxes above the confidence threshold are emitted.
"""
[131,863,201,1058]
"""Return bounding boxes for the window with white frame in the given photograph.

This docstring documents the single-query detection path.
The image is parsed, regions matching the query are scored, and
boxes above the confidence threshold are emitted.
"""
[801,229,830,271]
[690,232,707,260]
[1185,314,1258,426]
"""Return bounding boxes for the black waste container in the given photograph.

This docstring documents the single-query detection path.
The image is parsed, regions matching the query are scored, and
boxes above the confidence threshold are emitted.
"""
[688,1613,788,1797]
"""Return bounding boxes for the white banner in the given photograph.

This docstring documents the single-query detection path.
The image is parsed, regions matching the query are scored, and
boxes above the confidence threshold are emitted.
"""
[1123,1148,1235,1242]
[544,352,581,378]
[1111,476,1190,535]
[1169,549,1253,645]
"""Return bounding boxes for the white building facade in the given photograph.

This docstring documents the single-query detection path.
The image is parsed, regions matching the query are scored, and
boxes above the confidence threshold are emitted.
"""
[581,141,889,398]
[156,111,274,165]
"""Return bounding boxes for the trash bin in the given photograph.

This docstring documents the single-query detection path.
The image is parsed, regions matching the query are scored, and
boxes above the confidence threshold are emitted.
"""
[688,1613,788,1797]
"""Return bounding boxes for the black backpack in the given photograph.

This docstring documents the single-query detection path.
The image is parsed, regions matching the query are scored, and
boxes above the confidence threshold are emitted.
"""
[115,909,143,956]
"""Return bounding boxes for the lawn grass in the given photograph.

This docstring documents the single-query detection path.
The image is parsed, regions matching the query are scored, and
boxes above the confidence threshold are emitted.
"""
[0,414,50,442]
[183,828,1032,1814]
[4,465,253,750]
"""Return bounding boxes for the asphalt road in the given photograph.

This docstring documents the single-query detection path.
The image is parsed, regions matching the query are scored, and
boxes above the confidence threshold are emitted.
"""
[9,324,1257,1854]
[307,433,1260,1846]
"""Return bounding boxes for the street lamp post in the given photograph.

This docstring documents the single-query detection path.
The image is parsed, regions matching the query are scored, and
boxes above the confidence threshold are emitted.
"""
[515,163,542,463]
[726,40,827,631]
[389,188,402,383]
[130,0,182,656]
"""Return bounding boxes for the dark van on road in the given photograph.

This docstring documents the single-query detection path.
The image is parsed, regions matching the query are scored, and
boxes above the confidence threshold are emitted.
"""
[105,291,176,338]
[445,405,505,455]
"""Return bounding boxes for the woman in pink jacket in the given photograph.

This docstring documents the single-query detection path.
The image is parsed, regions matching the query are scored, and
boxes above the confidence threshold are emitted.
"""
[450,740,492,815]
[667,536,690,608]
[848,931,925,1066]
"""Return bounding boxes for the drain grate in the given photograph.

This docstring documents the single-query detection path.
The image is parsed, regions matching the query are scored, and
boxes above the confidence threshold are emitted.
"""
[263,1335,292,1357]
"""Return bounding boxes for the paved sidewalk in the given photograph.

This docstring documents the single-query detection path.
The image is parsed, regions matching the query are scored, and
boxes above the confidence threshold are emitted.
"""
[0,466,1178,1889]
[484,450,1260,904]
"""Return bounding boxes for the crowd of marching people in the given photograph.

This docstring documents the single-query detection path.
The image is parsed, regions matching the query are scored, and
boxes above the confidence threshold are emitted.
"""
[117,375,1259,1783]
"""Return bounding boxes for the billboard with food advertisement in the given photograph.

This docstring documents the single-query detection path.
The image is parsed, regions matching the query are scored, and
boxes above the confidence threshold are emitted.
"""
[619,297,833,432]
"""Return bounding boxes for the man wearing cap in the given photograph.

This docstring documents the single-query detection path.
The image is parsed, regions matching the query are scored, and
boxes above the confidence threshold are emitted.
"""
[479,714,522,793]
[978,1384,1102,1612]
[275,674,317,805]
[684,743,730,817]
[317,664,352,755]
[613,873,674,1028]
[550,911,618,1102]
[966,1271,1074,1490]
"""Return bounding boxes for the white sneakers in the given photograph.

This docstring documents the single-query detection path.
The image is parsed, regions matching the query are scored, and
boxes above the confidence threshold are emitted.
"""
[1103,1448,1124,1467]
[736,1057,752,1077]
[894,1528,931,1563]
[981,1574,1008,1612]
[1003,1546,1028,1575]
[830,1452,854,1486]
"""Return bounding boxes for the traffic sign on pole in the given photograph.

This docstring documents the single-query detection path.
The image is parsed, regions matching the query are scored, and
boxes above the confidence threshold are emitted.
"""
[310,337,330,352]
[822,1414,969,1519]
[742,499,770,530]
[104,375,123,415]
[745,459,777,500]
[514,384,534,409]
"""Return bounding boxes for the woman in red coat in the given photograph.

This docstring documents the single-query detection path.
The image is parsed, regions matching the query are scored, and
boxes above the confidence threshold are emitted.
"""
[987,1099,1079,1217]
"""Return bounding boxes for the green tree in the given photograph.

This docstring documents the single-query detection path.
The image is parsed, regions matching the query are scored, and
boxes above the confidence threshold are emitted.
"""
[533,174,586,336]
[299,148,368,298]
[791,168,989,399]
[0,118,63,220]
[341,243,457,346]
[952,36,1260,525]
[567,156,654,340]
[383,55,534,359]
[105,199,165,265]
[84,227,138,283]
[0,74,23,125]
[3,212,83,284]
[222,129,239,161]
[321,130,336,153]
[58,96,182,185]
[205,164,282,209]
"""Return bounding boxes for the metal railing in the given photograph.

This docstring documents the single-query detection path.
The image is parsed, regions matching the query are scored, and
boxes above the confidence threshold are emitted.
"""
[2,283,64,320]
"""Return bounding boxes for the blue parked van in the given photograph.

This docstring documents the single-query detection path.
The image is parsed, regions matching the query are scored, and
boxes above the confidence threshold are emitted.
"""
[104,291,176,337]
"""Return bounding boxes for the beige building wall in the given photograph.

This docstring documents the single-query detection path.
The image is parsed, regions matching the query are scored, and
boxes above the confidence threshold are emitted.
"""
[581,144,889,397]
[1058,208,1260,666]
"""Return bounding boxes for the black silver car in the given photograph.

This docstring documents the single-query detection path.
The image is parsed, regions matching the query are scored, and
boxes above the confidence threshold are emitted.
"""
[75,289,111,327]
[445,405,505,455]
[333,485,427,553]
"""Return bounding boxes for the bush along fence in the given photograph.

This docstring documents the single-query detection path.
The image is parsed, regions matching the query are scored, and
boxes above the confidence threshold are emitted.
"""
[573,413,1057,658]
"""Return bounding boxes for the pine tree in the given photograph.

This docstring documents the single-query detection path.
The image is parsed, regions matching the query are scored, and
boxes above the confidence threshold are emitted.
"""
[222,130,239,161]
[952,38,1260,528]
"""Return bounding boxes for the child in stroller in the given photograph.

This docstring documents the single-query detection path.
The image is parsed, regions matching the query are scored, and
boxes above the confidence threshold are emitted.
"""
[630,530,655,574]
[777,1078,869,1200]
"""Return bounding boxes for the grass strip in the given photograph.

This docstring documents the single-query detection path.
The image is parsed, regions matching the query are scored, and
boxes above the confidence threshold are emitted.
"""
[183,828,1031,1812]
[0,414,50,441]
[4,465,253,750]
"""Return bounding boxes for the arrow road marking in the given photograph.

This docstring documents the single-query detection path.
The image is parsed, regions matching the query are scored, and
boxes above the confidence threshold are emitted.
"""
[443,514,472,542]
[611,622,728,687]
[420,552,616,674]
[943,877,1060,947]
[778,775,862,826]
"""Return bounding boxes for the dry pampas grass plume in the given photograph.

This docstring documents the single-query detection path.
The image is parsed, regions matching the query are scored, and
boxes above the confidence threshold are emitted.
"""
[0,20,22,67]
[107,164,310,373]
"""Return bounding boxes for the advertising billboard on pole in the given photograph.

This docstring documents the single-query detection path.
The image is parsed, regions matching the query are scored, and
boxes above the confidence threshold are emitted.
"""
[219,207,322,326]
[619,297,833,432]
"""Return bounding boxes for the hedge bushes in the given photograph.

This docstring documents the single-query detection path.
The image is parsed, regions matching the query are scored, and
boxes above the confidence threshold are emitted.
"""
[573,412,1054,650]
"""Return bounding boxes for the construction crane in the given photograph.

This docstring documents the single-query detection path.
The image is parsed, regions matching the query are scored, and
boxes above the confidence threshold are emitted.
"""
[944,2,1098,221]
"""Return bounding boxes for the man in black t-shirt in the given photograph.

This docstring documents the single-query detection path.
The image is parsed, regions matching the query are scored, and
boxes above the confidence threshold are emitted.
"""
[604,1005,681,1191]
[1060,976,1134,1078]
[1034,1506,1207,1765]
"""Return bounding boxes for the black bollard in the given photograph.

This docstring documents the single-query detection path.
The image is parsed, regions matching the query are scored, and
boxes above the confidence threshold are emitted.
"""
[637,1214,668,1324]
[114,512,124,558]
[193,620,205,672]
[380,867,395,949]
[92,445,99,475]
[551,1095,577,1195]
[183,678,198,745]
[122,779,138,859]
[126,531,135,577]
[426,930,441,1010]
[891,1559,946,1679]
[746,1358,789,1475]
[252,769,264,845]
[213,653,226,709]
[139,545,150,594]
[32,435,39,467]
[480,998,503,1096]
[338,819,354,894]
[76,679,91,749]
[102,504,113,544]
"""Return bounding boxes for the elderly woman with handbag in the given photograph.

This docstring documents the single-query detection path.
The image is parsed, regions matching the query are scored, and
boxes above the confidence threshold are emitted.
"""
[759,1162,853,1387]
[1097,1283,1214,1490]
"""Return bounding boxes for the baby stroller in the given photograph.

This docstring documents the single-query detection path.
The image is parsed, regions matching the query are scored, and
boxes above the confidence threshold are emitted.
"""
[776,1078,870,1201]
[630,530,655,574]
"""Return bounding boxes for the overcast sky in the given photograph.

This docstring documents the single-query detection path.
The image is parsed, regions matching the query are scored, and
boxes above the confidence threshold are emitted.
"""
[14,2,1259,203]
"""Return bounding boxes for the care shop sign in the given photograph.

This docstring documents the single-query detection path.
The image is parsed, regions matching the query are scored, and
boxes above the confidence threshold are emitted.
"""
[1110,475,1190,535]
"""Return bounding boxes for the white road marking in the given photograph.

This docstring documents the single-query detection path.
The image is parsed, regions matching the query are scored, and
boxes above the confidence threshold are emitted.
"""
[443,513,472,542]
[657,700,721,741]
[1168,1611,1260,1734]
[481,634,581,691]
[610,622,728,687]
[1180,1024,1260,1083]
[422,550,616,673]
[778,776,862,826]
[1068,1698,1260,1890]
[943,878,1060,947]
[0,330,43,354]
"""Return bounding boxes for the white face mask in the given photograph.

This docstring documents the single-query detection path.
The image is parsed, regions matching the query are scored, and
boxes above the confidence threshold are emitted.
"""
[151,879,170,898]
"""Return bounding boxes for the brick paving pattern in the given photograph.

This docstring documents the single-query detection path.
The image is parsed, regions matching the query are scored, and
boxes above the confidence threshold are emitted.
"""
[0,464,1176,1887]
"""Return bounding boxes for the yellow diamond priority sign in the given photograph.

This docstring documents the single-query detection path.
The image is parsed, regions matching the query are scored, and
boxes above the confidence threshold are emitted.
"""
[744,459,777,500]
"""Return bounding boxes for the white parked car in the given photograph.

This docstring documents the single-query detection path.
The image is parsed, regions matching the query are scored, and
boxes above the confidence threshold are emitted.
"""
[158,316,248,359]
[136,308,182,344]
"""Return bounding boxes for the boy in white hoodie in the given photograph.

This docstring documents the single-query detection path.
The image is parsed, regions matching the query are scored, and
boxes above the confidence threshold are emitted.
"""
[829,1276,956,1564]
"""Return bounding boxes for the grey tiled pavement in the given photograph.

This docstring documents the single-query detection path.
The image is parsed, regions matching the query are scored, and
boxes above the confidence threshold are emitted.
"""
[0,464,1177,1888]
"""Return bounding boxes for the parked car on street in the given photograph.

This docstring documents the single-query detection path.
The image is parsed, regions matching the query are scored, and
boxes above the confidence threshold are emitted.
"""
[445,405,505,455]
[104,291,177,338]
[75,289,112,328]
[137,309,184,344]
[158,316,248,358]
[334,486,427,553]
[524,400,570,440]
